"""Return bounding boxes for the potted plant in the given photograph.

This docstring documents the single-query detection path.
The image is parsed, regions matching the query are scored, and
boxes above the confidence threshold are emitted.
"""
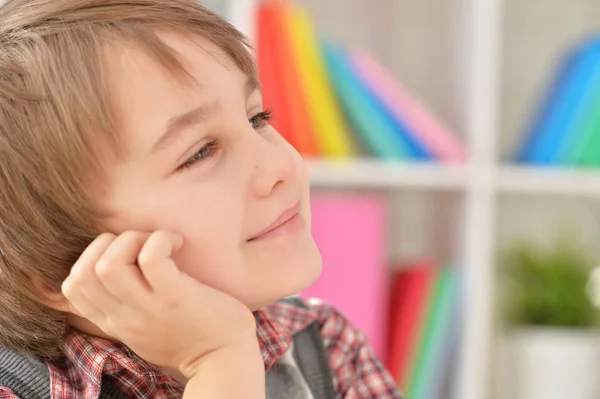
[500,230,600,399]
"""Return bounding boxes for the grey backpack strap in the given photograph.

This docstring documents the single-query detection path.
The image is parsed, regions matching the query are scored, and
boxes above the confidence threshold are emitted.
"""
[292,322,337,399]
[280,297,337,399]
[0,347,50,399]
[0,346,128,399]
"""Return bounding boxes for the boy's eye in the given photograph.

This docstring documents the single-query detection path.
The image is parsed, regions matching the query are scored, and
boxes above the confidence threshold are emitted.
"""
[249,109,273,129]
[178,140,219,171]
[177,109,273,172]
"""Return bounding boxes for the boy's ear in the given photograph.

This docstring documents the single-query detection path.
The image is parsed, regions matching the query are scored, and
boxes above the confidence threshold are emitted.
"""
[29,275,71,313]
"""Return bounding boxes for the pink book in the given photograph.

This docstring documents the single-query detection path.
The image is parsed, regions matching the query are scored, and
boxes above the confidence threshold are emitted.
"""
[301,193,390,359]
[348,49,468,163]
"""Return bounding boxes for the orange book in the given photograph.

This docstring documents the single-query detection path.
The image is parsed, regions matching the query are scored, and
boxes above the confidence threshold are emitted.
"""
[285,5,356,157]
[273,1,319,156]
[260,1,318,156]
[256,2,292,144]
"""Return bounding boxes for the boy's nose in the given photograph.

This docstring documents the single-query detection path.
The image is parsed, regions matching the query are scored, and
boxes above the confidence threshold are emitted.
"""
[247,131,297,198]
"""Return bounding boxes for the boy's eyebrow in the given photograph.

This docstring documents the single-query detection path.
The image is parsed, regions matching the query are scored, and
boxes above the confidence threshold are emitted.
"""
[151,76,261,156]
[151,102,217,155]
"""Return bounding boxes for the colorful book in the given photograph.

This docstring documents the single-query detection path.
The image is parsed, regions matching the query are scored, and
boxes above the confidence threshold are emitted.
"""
[566,38,600,166]
[516,39,600,164]
[257,2,292,144]
[345,51,432,161]
[349,49,467,163]
[426,269,462,399]
[572,101,600,166]
[556,38,600,164]
[301,193,389,360]
[407,268,460,399]
[323,42,410,159]
[386,262,437,390]
[269,1,319,156]
[286,5,356,158]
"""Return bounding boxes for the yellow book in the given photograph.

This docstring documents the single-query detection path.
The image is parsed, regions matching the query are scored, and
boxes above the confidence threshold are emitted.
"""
[285,5,356,158]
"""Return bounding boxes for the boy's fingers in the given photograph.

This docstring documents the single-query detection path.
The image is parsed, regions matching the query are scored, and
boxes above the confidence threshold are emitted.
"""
[65,233,122,314]
[72,233,117,272]
[93,231,154,305]
[137,231,185,292]
[61,274,121,316]
[69,271,122,314]
[138,258,182,295]
[62,279,106,323]
[137,231,184,266]
[98,231,150,270]
[100,262,153,307]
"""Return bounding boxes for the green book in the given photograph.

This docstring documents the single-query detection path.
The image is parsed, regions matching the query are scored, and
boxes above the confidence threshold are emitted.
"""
[563,97,600,166]
[322,42,410,159]
[406,268,458,399]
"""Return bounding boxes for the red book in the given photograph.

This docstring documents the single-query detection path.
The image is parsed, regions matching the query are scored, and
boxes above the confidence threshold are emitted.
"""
[257,2,292,144]
[272,1,319,156]
[386,262,436,389]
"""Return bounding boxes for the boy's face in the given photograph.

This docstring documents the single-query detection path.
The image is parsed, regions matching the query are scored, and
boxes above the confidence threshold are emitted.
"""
[99,32,322,310]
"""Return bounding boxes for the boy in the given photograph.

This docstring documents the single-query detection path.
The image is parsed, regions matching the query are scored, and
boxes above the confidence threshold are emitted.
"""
[0,0,402,398]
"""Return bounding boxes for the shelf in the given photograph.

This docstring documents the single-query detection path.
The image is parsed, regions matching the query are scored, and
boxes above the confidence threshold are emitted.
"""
[306,158,469,190]
[498,165,600,197]
[308,160,600,197]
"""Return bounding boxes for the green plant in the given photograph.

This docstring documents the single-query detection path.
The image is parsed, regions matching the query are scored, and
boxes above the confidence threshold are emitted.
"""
[501,230,599,328]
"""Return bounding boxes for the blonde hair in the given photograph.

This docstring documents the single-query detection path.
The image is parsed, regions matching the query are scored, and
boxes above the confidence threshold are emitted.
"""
[0,0,255,358]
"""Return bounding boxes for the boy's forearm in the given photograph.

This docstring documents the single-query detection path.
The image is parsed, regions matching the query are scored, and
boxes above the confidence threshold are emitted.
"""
[182,342,265,399]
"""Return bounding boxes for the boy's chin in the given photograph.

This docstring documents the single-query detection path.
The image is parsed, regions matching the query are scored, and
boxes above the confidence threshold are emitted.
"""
[250,253,323,311]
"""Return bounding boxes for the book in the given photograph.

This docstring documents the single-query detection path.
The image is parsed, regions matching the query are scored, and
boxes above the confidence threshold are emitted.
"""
[286,5,356,158]
[323,42,410,159]
[556,38,600,164]
[301,193,390,359]
[346,51,432,161]
[386,262,437,390]
[426,268,462,399]
[349,49,467,163]
[516,39,600,164]
[566,38,600,165]
[269,1,319,156]
[407,268,460,399]
[257,2,293,144]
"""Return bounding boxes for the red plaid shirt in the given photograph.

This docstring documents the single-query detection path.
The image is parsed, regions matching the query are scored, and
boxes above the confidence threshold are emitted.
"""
[0,298,402,398]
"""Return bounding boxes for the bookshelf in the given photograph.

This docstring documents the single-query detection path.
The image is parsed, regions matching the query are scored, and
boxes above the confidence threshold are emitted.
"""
[209,0,600,398]
[498,166,600,197]
[309,161,600,197]
[306,159,469,190]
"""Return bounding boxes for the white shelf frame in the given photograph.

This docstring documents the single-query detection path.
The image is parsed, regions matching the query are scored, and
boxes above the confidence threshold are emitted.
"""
[308,159,600,198]
[306,158,470,190]
[498,165,600,197]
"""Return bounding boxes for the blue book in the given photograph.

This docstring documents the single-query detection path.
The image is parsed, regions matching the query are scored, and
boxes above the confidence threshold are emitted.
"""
[517,38,600,164]
[322,42,412,159]
[424,268,461,399]
[554,39,600,164]
[342,51,433,160]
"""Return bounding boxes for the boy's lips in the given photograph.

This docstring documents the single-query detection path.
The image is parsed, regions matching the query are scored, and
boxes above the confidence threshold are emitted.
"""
[248,202,304,242]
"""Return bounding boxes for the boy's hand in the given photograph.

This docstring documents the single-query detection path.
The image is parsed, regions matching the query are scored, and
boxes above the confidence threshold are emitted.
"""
[61,231,258,378]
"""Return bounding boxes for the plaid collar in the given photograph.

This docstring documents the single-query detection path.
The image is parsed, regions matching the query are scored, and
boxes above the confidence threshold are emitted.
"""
[57,300,318,394]
[255,301,317,369]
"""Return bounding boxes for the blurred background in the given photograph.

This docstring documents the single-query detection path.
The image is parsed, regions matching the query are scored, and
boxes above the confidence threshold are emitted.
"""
[203,1,600,398]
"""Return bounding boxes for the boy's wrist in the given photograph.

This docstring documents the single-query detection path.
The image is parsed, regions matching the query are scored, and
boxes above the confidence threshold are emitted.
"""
[182,340,265,399]
[179,339,263,380]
